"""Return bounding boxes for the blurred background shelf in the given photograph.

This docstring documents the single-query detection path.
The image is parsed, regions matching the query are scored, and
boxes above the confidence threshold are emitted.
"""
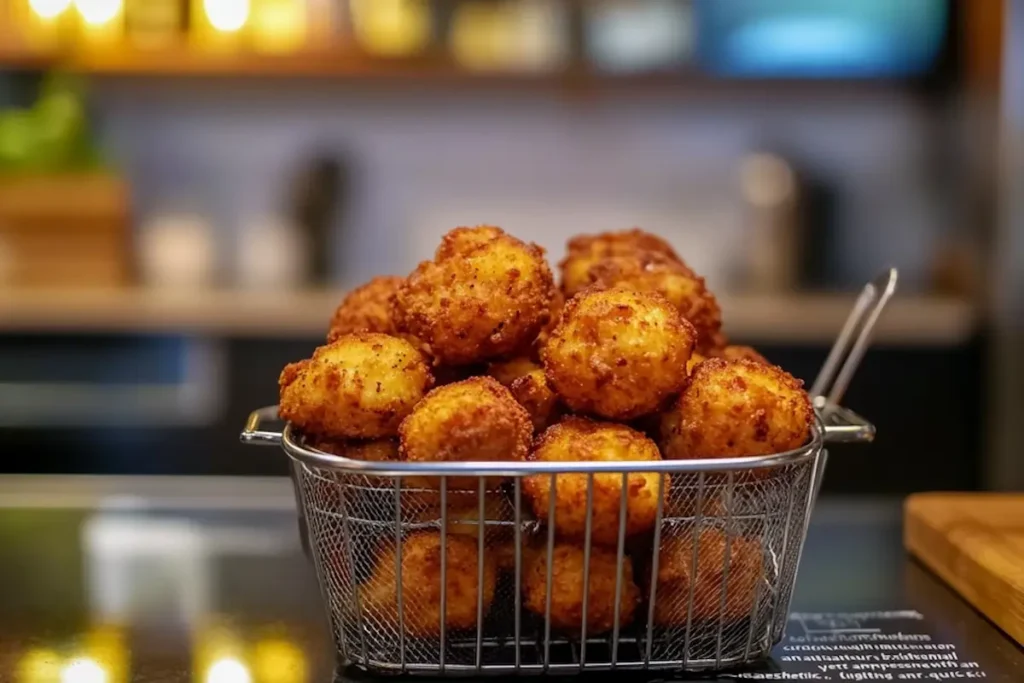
[0,287,977,345]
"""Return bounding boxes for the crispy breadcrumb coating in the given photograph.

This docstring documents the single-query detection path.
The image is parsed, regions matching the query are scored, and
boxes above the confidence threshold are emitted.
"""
[399,376,533,489]
[660,358,813,460]
[279,333,433,439]
[393,226,556,365]
[524,417,667,545]
[559,228,682,297]
[542,287,695,420]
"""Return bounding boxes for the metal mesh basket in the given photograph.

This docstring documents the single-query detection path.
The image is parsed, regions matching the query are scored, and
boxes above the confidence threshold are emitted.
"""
[242,271,896,676]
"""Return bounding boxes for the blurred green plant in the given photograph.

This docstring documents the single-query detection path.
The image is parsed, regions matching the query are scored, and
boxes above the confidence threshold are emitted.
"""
[0,72,104,173]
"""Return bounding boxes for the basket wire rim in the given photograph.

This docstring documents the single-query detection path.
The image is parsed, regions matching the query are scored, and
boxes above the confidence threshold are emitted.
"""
[281,416,825,475]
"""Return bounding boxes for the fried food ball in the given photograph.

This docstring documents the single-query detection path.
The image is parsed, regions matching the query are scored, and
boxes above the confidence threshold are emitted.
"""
[434,224,505,261]
[649,529,763,624]
[587,251,723,353]
[412,490,514,541]
[487,356,541,387]
[542,287,695,420]
[279,333,433,439]
[523,418,668,546]
[327,276,405,342]
[399,376,533,489]
[509,369,563,432]
[522,542,640,635]
[559,228,682,297]
[360,531,497,637]
[714,345,770,365]
[660,358,813,460]
[393,227,556,365]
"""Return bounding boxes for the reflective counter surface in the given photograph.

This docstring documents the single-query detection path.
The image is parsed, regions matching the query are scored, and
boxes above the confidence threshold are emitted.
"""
[0,476,1020,682]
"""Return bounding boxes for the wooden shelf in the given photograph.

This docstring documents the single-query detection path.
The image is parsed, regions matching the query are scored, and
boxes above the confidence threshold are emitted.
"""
[0,45,925,95]
[0,287,978,345]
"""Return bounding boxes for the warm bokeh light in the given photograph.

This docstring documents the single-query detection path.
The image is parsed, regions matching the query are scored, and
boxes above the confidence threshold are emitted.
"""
[60,658,107,683]
[16,648,62,683]
[253,638,307,683]
[74,0,121,26]
[206,658,252,683]
[28,0,72,19]
[204,0,250,33]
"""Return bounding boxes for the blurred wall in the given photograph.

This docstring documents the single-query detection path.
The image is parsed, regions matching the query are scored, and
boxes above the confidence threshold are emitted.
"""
[93,81,952,291]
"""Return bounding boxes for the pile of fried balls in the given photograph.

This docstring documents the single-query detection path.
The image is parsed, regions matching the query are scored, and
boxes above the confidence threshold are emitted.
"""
[279,226,814,639]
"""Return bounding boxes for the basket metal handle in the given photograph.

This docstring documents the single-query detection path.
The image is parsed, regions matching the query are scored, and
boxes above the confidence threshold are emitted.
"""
[240,405,284,446]
[813,268,897,445]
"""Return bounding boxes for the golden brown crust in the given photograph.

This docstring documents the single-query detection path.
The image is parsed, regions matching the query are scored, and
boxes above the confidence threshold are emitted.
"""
[398,376,533,489]
[559,228,682,297]
[327,275,405,342]
[360,531,497,637]
[542,287,696,420]
[522,542,640,635]
[509,369,563,432]
[435,224,506,261]
[523,417,668,545]
[487,356,542,387]
[393,227,556,365]
[650,528,763,624]
[713,345,770,365]
[660,358,813,460]
[278,333,433,439]
[587,251,723,353]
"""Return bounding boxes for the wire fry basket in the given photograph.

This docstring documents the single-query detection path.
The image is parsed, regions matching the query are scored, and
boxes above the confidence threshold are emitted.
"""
[242,270,897,676]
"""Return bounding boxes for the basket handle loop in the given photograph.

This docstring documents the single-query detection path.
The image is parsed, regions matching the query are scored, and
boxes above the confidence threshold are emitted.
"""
[240,405,284,446]
[812,268,897,444]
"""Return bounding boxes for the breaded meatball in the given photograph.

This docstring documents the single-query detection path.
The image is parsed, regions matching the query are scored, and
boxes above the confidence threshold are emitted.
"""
[327,276,405,342]
[523,542,640,635]
[714,345,770,365]
[434,224,505,261]
[360,531,497,637]
[559,229,682,297]
[279,334,433,439]
[587,251,723,353]
[413,490,514,541]
[487,356,542,387]
[509,369,563,432]
[660,358,813,460]
[399,377,533,489]
[650,529,763,624]
[542,287,695,420]
[393,227,556,365]
[523,418,667,546]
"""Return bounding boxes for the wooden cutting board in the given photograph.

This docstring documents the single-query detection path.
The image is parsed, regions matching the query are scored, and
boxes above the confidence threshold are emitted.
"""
[904,493,1024,646]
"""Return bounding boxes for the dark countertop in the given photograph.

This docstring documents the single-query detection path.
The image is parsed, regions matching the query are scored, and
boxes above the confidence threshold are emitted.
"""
[0,476,1019,682]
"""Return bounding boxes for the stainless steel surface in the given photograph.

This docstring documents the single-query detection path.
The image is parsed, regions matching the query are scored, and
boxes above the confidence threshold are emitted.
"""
[240,273,897,675]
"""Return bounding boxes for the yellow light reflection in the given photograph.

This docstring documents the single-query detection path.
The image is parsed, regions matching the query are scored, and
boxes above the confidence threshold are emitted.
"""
[206,658,251,683]
[73,0,120,25]
[60,658,107,683]
[28,0,72,19]
[82,624,128,683]
[205,0,250,32]
[16,648,62,683]
[252,638,307,683]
